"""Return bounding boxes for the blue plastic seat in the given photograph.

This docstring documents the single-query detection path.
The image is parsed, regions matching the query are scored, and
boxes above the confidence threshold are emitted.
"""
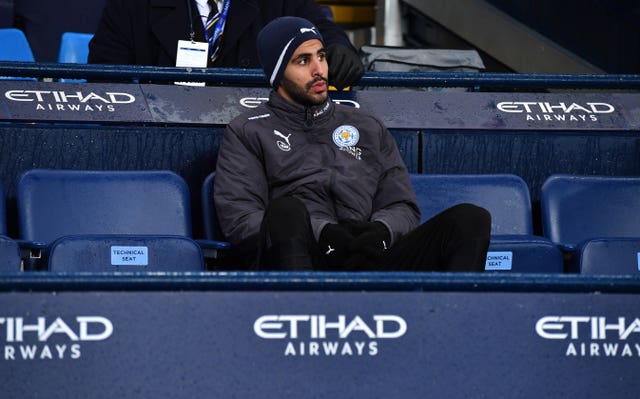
[0,28,35,62]
[0,181,21,272]
[541,174,640,274]
[579,239,640,275]
[57,32,93,82]
[57,32,93,63]
[17,169,209,272]
[410,173,562,273]
[0,28,37,81]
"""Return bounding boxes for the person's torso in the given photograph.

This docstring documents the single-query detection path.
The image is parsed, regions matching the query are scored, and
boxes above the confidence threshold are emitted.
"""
[236,98,387,221]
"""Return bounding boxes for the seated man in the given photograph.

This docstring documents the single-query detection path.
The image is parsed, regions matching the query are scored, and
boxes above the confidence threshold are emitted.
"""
[213,16,491,271]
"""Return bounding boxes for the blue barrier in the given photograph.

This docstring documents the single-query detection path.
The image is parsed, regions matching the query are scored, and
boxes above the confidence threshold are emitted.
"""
[1,272,640,398]
[1,61,640,89]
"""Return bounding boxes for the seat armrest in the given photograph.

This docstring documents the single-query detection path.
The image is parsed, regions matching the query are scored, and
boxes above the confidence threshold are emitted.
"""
[196,239,231,259]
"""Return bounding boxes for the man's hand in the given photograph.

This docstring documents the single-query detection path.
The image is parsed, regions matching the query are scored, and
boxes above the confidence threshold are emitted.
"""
[319,223,355,267]
[327,43,365,90]
[346,221,391,262]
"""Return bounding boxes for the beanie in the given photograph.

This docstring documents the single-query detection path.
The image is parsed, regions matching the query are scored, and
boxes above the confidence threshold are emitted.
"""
[257,16,325,88]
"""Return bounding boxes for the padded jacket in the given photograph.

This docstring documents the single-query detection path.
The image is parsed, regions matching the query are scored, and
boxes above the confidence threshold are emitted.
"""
[214,91,420,244]
[88,0,354,68]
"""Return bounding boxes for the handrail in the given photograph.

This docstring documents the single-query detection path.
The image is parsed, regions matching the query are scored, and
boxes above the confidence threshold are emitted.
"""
[1,271,640,293]
[2,61,640,90]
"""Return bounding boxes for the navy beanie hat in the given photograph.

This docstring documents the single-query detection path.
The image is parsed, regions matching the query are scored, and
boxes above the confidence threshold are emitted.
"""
[257,16,325,88]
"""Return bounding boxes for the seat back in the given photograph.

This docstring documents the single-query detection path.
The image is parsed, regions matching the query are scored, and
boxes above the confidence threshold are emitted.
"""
[17,169,193,244]
[579,239,640,275]
[57,32,93,63]
[409,173,533,235]
[0,28,35,61]
[47,235,203,272]
[540,175,640,249]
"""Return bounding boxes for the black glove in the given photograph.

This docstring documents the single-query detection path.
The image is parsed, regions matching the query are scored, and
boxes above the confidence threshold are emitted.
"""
[346,221,391,262]
[318,223,355,267]
[326,43,365,90]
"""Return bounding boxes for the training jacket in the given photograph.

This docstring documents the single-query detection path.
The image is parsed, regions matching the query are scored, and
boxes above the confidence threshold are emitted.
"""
[214,91,420,244]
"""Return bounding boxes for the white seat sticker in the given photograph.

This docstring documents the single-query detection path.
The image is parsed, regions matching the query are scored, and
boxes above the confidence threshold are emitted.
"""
[485,251,513,271]
[111,246,148,266]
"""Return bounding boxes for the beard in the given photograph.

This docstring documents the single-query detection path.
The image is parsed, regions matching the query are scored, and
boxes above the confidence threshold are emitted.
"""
[279,76,328,107]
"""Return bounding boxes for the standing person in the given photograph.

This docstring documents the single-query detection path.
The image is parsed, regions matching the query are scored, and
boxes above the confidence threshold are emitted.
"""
[213,16,491,271]
[88,0,363,89]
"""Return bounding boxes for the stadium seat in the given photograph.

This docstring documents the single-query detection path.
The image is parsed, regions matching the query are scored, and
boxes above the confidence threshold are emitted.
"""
[410,173,563,273]
[0,28,37,81]
[57,32,93,82]
[0,28,35,62]
[16,169,220,272]
[0,182,21,272]
[57,32,93,63]
[579,239,640,275]
[541,174,640,274]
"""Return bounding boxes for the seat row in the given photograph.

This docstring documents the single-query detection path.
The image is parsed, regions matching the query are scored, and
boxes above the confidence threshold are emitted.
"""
[1,169,639,275]
[0,28,93,64]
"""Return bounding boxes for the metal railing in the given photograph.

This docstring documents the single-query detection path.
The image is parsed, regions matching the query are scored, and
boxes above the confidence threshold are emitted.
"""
[2,61,640,90]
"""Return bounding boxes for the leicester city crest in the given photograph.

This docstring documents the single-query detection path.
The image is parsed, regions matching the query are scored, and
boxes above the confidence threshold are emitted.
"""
[332,125,360,147]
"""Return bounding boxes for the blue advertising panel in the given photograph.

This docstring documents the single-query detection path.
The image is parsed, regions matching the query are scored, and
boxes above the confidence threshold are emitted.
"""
[1,289,639,398]
[0,81,152,123]
[2,81,639,130]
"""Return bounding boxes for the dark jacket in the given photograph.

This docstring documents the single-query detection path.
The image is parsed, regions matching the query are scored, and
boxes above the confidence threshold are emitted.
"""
[214,91,420,244]
[88,0,354,68]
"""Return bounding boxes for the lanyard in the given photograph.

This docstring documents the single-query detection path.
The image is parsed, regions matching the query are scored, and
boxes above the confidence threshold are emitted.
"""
[186,0,231,43]
[204,0,231,43]
[186,0,197,42]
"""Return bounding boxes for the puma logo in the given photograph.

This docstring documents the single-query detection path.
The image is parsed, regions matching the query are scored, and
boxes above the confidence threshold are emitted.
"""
[274,129,292,152]
[299,27,318,35]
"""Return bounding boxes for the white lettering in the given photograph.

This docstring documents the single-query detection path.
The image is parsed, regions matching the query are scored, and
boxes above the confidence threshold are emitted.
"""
[1,316,113,343]
[498,101,616,114]
[535,316,640,340]
[77,316,113,341]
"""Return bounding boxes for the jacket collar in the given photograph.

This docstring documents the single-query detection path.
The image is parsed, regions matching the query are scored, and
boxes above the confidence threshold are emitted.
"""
[267,91,334,130]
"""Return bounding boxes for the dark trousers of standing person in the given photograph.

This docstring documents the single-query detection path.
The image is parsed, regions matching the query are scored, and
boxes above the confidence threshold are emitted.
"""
[219,196,491,271]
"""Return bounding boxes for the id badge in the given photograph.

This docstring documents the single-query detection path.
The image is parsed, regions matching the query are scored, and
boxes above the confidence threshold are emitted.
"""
[175,40,209,87]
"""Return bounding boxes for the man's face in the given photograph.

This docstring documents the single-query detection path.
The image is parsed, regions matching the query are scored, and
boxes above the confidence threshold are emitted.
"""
[277,39,328,107]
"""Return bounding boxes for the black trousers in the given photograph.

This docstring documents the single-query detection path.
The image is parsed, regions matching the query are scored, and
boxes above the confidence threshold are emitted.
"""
[221,197,491,272]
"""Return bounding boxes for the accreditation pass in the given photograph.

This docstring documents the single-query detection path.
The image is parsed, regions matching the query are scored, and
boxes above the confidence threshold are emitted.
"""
[175,40,209,87]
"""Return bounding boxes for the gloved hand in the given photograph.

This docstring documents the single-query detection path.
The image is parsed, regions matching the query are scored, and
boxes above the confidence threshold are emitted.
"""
[345,221,391,262]
[318,223,355,267]
[326,43,365,90]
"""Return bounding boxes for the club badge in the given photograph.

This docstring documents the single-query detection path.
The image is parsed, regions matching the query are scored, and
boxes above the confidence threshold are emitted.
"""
[332,125,360,147]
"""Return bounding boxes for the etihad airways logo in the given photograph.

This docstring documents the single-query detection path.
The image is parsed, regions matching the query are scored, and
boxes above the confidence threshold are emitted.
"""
[0,316,113,361]
[254,314,407,357]
[240,97,360,109]
[536,316,640,358]
[4,89,136,112]
[497,101,615,122]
